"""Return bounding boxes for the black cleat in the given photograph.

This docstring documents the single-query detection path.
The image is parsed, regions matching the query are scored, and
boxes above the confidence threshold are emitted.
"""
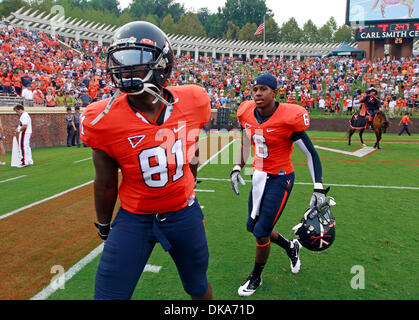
[238,274,263,297]
[287,239,301,274]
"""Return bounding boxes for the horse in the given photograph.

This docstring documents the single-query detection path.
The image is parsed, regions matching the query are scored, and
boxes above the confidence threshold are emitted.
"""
[348,111,389,149]
[371,0,415,18]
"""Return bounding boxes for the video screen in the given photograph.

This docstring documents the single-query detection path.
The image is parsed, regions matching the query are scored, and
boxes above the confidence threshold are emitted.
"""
[347,0,419,24]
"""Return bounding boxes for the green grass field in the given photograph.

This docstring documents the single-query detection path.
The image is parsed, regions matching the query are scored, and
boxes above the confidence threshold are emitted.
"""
[1,131,418,300]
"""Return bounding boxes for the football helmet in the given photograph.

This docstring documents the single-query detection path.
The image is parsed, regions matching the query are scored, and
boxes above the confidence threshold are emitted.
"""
[106,21,174,96]
[292,198,336,251]
[91,21,175,126]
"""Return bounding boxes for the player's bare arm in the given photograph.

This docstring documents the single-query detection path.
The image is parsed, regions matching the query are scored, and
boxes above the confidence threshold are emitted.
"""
[189,141,200,180]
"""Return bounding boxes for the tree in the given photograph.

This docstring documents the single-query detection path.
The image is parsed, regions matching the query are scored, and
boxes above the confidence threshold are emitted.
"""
[117,10,136,26]
[141,14,159,27]
[177,12,206,37]
[326,16,338,37]
[279,17,303,43]
[318,23,333,43]
[160,13,178,35]
[0,0,27,17]
[223,21,240,40]
[264,16,280,43]
[334,25,354,43]
[238,22,258,41]
[205,13,225,39]
[197,7,210,30]
[128,0,185,25]
[221,0,272,29]
[89,0,120,15]
[302,19,320,43]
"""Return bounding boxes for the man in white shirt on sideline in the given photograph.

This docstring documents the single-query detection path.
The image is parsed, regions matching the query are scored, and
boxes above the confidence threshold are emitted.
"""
[318,97,325,111]
[13,104,33,167]
[389,98,396,119]
[21,86,33,102]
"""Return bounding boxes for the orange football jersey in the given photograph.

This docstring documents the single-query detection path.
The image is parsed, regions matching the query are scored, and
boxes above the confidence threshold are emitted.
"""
[238,101,310,175]
[81,85,211,214]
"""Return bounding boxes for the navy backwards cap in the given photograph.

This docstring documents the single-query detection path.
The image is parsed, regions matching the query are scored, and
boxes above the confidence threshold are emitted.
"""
[254,74,278,90]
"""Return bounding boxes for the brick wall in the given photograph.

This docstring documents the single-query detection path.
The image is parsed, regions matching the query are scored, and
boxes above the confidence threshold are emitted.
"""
[0,108,68,152]
[0,108,416,152]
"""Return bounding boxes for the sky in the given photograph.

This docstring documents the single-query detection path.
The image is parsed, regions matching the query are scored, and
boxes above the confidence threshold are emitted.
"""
[119,0,348,28]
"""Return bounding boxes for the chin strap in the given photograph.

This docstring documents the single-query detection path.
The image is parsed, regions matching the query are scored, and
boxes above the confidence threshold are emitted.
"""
[129,83,174,107]
[90,89,121,126]
[90,82,178,126]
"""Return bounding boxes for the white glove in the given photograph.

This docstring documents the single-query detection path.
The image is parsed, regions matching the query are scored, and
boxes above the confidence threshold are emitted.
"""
[230,165,246,195]
[310,186,330,210]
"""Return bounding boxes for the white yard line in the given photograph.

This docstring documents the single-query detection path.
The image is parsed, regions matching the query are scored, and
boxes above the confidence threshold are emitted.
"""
[30,135,234,300]
[198,177,419,190]
[74,157,92,163]
[0,180,94,221]
[30,243,162,300]
[0,175,27,184]
[194,189,215,193]
[197,139,237,172]
[314,145,377,158]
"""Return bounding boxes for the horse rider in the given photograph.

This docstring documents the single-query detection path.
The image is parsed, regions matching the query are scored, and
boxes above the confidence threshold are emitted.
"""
[360,87,381,129]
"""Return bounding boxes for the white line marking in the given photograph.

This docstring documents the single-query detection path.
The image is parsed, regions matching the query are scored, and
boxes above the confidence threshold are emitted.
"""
[314,145,376,158]
[0,175,27,184]
[30,135,232,300]
[198,139,237,172]
[0,180,94,220]
[74,157,92,163]
[197,177,419,190]
[30,242,162,300]
[30,243,104,300]
[194,189,215,193]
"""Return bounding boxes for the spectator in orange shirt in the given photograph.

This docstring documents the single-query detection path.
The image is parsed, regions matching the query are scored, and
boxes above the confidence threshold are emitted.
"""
[32,85,45,105]
[398,112,412,136]
[88,86,98,101]
[1,72,12,95]
[45,87,55,107]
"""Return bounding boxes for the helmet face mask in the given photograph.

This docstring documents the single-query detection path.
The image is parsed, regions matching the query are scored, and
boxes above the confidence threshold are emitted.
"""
[106,21,174,95]
[293,200,336,252]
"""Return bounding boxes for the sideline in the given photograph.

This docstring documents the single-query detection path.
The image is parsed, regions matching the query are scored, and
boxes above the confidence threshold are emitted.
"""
[74,157,92,163]
[198,177,419,190]
[0,180,94,220]
[30,137,237,300]
[0,175,27,184]
[1,135,216,219]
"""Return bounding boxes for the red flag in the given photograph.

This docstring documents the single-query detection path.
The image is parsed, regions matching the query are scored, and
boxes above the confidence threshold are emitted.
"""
[254,22,265,36]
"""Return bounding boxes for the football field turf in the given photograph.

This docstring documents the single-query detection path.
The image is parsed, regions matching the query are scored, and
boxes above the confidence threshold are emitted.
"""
[0,131,418,300]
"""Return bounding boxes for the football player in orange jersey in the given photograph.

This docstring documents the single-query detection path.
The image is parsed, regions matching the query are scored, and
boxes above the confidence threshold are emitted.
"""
[80,21,212,300]
[230,74,329,297]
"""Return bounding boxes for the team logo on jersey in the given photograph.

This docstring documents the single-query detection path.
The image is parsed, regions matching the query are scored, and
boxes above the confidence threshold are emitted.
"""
[245,123,252,129]
[128,135,146,149]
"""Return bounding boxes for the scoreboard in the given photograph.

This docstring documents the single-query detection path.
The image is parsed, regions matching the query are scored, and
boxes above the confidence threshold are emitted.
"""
[356,22,419,41]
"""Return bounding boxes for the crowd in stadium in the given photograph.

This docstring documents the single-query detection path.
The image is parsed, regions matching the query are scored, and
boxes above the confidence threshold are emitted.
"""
[1,23,418,117]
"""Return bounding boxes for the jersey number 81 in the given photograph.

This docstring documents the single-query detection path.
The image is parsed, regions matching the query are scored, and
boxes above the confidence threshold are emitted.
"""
[139,139,184,188]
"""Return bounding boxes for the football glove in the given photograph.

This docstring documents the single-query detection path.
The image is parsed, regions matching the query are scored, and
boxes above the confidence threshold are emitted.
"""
[309,186,331,210]
[94,222,111,241]
[230,165,246,195]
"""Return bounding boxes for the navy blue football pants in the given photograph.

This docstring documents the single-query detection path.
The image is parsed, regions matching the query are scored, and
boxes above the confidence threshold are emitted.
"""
[247,172,295,238]
[94,199,209,300]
